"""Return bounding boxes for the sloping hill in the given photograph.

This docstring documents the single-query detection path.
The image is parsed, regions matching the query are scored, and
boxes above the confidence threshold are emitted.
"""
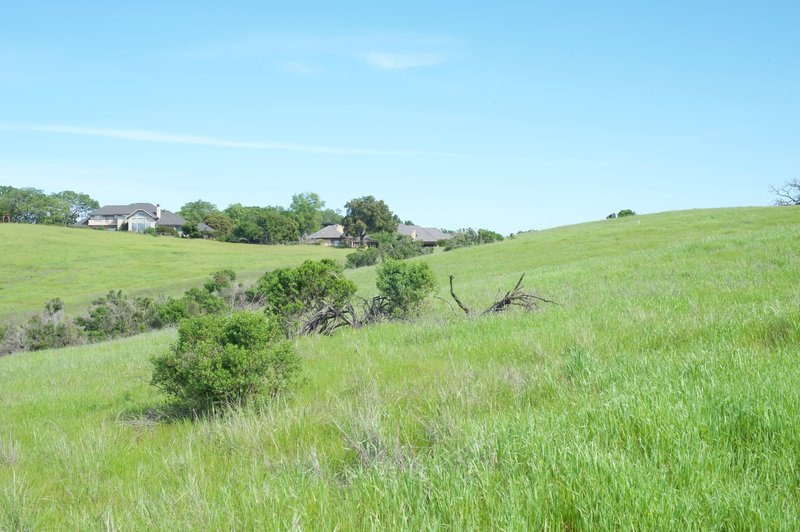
[0,224,348,318]
[1,207,799,528]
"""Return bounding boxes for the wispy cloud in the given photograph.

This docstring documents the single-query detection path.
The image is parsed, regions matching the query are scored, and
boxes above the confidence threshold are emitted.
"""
[283,61,317,75]
[362,51,448,70]
[172,31,459,71]
[0,123,410,156]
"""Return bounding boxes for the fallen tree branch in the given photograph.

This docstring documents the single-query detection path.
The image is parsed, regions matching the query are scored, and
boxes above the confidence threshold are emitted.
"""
[482,273,557,314]
[449,275,472,315]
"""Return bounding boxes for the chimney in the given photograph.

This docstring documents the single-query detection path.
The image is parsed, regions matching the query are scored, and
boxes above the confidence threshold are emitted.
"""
[156,204,161,220]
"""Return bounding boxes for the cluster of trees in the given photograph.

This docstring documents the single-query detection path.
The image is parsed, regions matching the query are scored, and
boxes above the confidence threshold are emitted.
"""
[178,192,344,243]
[178,193,413,247]
[444,228,505,251]
[606,209,637,219]
[0,186,99,225]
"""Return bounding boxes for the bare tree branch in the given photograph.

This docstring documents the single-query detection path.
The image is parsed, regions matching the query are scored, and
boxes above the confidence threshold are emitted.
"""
[449,275,471,315]
[770,179,800,206]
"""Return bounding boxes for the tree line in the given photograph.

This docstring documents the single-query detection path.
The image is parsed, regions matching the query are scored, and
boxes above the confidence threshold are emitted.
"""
[178,193,400,244]
[1,185,509,252]
[0,186,99,225]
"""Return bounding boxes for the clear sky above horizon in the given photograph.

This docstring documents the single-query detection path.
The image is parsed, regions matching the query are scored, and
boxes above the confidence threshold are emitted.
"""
[1,1,798,234]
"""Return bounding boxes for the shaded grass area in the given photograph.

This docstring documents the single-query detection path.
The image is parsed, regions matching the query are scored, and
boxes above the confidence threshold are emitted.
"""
[1,206,799,528]
[0,224,348,318]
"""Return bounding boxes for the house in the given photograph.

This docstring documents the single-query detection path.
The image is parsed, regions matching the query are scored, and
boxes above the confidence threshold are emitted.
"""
[82,203,187,233]
[397,224,453,247]
[305,224,354,247]
[306,223,452,247]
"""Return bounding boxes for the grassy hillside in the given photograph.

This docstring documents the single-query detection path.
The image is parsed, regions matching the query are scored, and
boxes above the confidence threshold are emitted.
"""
[0,224,348,318]
[2,207,800,528]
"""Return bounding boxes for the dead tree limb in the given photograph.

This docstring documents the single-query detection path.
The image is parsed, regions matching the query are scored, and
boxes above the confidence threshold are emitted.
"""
[482,273,557,314]
[449,275,472,315]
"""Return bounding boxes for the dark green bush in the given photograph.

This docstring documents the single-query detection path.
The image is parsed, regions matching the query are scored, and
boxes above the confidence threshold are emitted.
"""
[248,259,357,333]
[158,297,192,325]
[617,209,637,217]
[150,312,301,411]
[376,260,437,316]
[345,247,380,269]
[370,231,428,260]
[155,226,179,237]
[182,287,227,315]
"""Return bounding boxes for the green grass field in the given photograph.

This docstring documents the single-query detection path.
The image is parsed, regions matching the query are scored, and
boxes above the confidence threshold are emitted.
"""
[2,207,800,529]
[0,225,349,318]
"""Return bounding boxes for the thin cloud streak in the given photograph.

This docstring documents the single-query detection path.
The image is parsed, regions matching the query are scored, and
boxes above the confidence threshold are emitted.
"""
[0,123,416,156]
[362,52,448,70]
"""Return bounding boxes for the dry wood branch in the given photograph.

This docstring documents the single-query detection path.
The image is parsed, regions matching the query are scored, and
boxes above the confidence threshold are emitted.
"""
[300,302,360,336]
[482,273,557,314]
[449,275,471,315]
[448,273,556,316]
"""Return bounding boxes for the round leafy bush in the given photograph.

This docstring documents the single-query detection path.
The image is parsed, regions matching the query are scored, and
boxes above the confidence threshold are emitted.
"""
[345,247,380,269]
[247,259,357,333]
[376,259,437,316]
[150,312,301,411]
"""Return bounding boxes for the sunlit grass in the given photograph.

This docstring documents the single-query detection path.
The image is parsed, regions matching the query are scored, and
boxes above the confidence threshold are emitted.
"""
[1,206,799,528]
[0,224,348,318]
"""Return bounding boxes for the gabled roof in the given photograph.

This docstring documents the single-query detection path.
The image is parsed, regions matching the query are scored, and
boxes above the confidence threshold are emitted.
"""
[397,223,452,243]
[154,210,185,227]
[93,203,159,216]
[90,203,186,227]
[308,224,345,239]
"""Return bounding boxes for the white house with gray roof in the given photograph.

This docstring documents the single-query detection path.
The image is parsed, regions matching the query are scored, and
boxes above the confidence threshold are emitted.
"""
[84,203,189,233]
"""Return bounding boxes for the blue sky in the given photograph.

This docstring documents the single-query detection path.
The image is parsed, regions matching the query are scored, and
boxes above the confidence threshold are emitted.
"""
[1,1,798,233]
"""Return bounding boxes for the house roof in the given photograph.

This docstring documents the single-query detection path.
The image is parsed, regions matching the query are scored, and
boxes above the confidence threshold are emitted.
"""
[308,224,345,239]
[90,203,186,227]
[93,203,159,215]
[397,223,452,243]
[154,210,185,227]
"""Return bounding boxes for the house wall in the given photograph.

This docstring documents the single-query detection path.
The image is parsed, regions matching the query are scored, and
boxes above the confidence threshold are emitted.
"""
[127,210,157,232]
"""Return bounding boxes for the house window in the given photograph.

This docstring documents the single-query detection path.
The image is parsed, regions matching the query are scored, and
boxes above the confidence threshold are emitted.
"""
[128,211,153,232]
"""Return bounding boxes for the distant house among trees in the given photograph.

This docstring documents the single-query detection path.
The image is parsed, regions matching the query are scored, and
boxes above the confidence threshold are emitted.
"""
[397,224,452,247]
[80,203,212,235]
[305,224,353,247]
[306,223,451,247]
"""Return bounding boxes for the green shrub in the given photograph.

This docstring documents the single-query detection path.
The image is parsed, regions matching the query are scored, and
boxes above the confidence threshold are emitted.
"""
[248,259,357,333]
[204,269,236,294]
[345,247,380,269]
[370,231,429,260]
[618,209,637,217]
[76,291,162,341]
[143,227,157,236]
[376,260,437,316]
[22,298,83,351]
[444,228,504,251]
[158,297,192,325]
[182,287,227,315]
[155,226,179,237]
[150,312,301,411]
